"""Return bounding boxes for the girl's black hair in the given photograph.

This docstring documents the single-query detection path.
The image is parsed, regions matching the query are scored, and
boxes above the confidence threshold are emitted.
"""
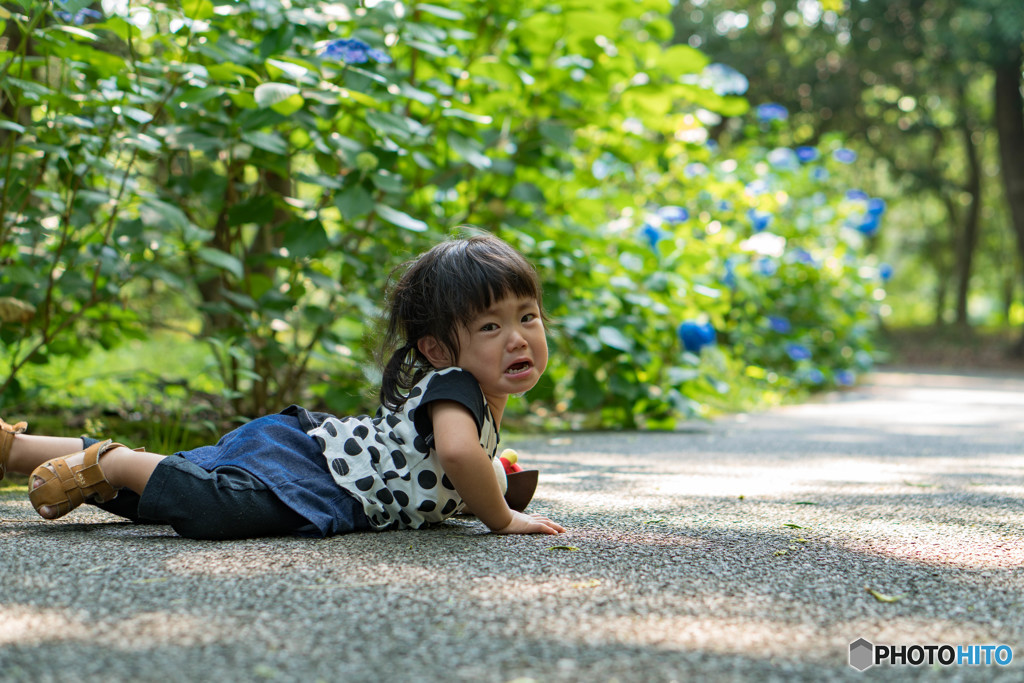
[378,234,545,411]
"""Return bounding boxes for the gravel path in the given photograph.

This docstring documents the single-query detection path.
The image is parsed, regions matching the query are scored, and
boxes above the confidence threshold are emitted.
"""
[2,369,1024,682]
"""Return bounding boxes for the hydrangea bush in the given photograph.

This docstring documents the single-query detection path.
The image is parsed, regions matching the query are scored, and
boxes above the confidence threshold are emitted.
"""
[0,0,883,429]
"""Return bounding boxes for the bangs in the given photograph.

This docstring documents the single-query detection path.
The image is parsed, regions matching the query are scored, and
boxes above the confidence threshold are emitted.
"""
[434,237,544,328]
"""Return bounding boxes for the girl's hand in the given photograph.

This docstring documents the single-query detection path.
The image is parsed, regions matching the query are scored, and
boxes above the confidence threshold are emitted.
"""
[493,510,565,535]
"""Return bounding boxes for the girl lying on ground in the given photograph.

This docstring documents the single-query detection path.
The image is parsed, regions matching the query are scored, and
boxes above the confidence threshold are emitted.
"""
[0,234,564,540]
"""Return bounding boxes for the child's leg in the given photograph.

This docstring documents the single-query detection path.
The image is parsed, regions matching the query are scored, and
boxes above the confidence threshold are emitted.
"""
[132,458,312,539]
[6,434,97,475]
[29,442,167,519]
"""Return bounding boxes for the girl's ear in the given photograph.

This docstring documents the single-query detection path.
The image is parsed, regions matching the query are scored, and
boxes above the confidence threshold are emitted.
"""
[417,336,451,369]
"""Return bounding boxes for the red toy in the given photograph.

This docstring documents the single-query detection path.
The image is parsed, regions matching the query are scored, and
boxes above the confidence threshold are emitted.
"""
[495,449,538,512]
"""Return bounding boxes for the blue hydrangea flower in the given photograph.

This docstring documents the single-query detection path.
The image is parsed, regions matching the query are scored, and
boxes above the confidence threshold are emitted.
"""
[756,257,778,276]
[55,8,103,24]
[640,223,665,252]
[658,206,689,224]
[702,63,749,96]
[747,208,773,232]
[684,163,708,178]
[835,369,856,386]
[810,167,830,182]
[768,148,799,171]
[768,316,792,334]
[806,368,825,385]
[833,148,858,164]
[323,38,392,65]
[855,214,881,237]
[745,179,770,196]
[879,263,894,282]
[866,198,887,215]
[846,189,869,201]
[756,103,789,122]
[678,320,717,354]
[366,48,393,64]
[721,258,738,288]
[786,343,812,361]
[795,146,819,163]
[790,248,815,266]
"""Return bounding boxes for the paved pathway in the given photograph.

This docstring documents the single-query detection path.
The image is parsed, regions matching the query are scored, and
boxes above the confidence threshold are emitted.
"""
[2,369,1024,681]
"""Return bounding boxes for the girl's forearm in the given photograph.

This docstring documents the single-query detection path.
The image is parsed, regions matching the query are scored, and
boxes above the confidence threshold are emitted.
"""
[439,451,514,531]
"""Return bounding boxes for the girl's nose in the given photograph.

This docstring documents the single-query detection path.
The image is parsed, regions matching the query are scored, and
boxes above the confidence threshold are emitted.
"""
[506,328,527,350]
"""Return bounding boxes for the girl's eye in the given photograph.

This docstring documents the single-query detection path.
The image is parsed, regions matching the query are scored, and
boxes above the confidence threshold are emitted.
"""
[480,323,498,332]
[522,313,538,323]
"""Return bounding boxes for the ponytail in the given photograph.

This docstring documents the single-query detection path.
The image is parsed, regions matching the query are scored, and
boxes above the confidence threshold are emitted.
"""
[379,342,430,412]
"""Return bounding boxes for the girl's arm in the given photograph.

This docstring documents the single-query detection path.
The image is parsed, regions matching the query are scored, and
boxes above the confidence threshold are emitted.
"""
[430,400,564,535]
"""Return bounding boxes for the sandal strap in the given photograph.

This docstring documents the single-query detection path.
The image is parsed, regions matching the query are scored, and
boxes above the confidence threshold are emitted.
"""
[29,439,122,516]
[0,418,26,480]
[0,418,28,434]
[74,440,119,503]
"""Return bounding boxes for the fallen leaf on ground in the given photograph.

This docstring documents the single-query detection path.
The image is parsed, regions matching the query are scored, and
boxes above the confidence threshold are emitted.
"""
[549,545,579,551]
[866,587,903,603]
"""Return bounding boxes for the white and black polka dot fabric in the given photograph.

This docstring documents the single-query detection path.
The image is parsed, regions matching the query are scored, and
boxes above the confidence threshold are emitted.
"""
[308,367,499,530]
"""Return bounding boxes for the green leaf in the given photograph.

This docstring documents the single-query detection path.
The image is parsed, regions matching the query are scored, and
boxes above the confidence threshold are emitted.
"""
[272,94,305,116]
[207,63,261,83]
[53,25,99,41]
[866,588,903,603]
[366,111,427,141]
[653,44,709,74]
[374,204,428,232]
[116,106,153,124]
[598,326,632,352]
[241,131,288,155]
[139,200,190,233]
[280,220,330,258]
[196,247,244,279]
[548,546,579,551]
[266,59,310,81]
[571,368,603,410]
[228,195,276,227]
[335,185,374,220]
[182,0,215,20]
[254,82,300,109]
[447,132,491,169]
[416,3,465,20]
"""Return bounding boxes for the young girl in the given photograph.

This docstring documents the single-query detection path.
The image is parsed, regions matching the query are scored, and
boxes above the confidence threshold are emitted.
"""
[0,235,565,540]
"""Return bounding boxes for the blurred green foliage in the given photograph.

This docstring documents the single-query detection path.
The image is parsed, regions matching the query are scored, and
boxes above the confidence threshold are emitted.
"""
[0,0,882,430]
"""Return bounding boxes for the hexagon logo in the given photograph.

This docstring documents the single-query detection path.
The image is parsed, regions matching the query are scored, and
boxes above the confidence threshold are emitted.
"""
[849,638,874,671]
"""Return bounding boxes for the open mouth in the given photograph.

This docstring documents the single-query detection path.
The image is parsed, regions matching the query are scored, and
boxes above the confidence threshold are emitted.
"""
[504,361,532,376]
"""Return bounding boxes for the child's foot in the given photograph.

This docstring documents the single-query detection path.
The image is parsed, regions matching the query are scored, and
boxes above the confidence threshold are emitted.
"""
[0,417,28,480]
[29,440,122,520]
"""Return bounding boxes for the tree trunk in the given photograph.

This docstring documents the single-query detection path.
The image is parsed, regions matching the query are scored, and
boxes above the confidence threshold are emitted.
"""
[994,60,1024,357]
[954,112,982,327]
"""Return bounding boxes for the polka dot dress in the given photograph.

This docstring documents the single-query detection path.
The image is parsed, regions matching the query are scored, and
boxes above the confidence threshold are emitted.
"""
[308,367,499,530]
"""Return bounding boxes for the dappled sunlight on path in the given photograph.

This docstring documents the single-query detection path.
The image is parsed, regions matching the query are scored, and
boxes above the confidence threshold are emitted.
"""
[3,369,1024,681]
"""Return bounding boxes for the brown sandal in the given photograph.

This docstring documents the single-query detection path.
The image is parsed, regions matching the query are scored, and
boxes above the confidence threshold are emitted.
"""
[29,439,123,519]
[0,417,28,480]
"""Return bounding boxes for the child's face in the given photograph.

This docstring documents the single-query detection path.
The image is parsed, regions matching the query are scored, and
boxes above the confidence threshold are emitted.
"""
[454,296,548,402]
